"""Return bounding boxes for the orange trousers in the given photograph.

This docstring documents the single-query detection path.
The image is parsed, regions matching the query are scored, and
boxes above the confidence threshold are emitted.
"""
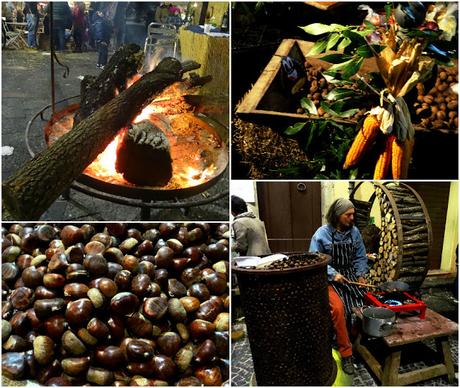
[328,285,352,357]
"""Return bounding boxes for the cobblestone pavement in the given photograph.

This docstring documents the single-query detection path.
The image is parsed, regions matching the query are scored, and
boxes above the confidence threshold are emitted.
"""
[231,324,458,386]
[2,49,228,221]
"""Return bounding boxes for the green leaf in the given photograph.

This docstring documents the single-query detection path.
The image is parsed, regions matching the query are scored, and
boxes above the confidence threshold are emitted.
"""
[329,57,358,72]
[299,23,334,35]
[300,97,318,115]
[343,29,366,44]
[356,44,384,58]
[342,57,363,79]
[305,122,317,153]
[284,122,306,135]
[385,4,392,21]
[337,37,352,51]
[327,33,341,50]
[326,88,357,101]
[356,27,376,37]
[320,53,353,64]
[307,39,328,56]
[320,102,359,118]
[363,20,376,30]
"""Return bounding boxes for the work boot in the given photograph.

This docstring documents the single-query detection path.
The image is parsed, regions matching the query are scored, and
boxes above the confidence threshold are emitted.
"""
[342,356,355,375]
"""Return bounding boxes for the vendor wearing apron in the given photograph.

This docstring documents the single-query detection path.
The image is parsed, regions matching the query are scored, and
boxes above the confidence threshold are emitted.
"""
[309,198,368,375]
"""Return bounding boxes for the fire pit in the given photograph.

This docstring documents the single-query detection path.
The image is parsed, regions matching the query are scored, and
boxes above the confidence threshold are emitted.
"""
[25,92,228,218]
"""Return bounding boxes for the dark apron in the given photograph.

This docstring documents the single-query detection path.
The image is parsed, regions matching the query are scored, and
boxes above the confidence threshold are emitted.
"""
[330,231,365,317]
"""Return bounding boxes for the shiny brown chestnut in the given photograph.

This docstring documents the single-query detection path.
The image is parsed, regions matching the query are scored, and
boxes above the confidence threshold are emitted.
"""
[65,298,93,326]
[106,223,127,238]
[126,339,155,362]
[43,273,66,288]
[48,252,69,273]
[189,319,216,341]
[166,238,183,254]
[95,346,125,369]
[44,315,68,340]
[187,283,211,302]
[131,274,152,297]
[104,247,124,264]
[136,240,154,256]
[126,313,153,338]
[22,266,44,288]
[33,298,66,320]
[107,262,124,279]
[91,233,112,248]
[180,268,202,288]
[10,287,35,310]
[110,292,139,316]
[84,240,105,255]
[154,247,174,269]
[152,355,176,381]
[34,286,57,300]
[143,297,168,321]
[83,254,108,278]
[168,279,187,298]
[80,224,96,241]
[122,255,139,272]
[97,277,118,297]
[16,254,33,270]
[193,339,216,364]
[114,269,132,291]
[157,332,181,357]
[3,334,28,352]
[87,317,110,340]
[194,365,223,386]
[36,224,56,243]
[2,262,19,284]
[176,376,202,386]
[204,272,227,294]
[2,245,22,262]
[9,311,30,336]
[63,283,89,299]
[174,347,193,373]
[179,296,201,313]
[107,316,125,340]
[67,243,85,264]
[119,237,139,254]
[60,226,84,247]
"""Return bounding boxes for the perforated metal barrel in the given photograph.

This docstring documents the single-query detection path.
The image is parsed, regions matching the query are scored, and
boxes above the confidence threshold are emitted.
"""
[233,252,335,386]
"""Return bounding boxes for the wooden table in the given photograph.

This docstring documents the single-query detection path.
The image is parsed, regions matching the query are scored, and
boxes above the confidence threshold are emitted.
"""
[353,307,457,386]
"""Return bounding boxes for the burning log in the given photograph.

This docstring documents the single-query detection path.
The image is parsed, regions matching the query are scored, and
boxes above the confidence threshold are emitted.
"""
[74,44,144,125]
[115,120,173,186]
[2,58,200,220]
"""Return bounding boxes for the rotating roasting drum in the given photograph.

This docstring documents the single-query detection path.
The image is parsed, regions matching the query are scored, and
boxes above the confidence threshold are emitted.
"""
[233,252,337,386]
[350,182,433,289]
[25,96,229,204]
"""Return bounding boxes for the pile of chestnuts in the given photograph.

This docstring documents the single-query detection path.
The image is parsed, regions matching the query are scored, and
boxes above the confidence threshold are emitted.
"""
[2,223,229,386]
[265,254,324,270]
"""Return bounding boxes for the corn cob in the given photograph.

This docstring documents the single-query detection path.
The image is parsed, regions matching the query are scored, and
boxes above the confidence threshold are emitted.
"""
[374,135,395,180]
[391,138,405,179]
[343,115,380,169]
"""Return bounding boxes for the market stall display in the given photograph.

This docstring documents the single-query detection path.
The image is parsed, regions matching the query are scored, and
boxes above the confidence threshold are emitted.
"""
[1,222,230,386]
[233,3,458,179]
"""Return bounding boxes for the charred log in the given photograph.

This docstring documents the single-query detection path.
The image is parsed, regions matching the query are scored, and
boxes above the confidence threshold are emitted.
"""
[74,44,144,125]
[2,58,198,220]
[116,120,173,186]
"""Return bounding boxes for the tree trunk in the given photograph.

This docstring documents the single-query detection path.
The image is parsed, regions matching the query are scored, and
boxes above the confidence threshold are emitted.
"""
[2,58,196,220]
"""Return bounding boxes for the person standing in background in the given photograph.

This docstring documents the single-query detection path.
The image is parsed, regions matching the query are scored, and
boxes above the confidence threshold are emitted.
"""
[72,2,86,52]
[92,10,112,69]
[231,195,271,256]
[45,1,71,51]
[24,2,39,48]
[113,2,128,49]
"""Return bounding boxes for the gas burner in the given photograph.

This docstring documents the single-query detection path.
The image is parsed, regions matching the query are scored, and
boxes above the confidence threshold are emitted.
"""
[383,299,403,306]
[364,291,427,319]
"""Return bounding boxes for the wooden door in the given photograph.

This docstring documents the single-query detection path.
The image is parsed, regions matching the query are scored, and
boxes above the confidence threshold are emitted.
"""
[257,182,322,253]
[406,182,450,270]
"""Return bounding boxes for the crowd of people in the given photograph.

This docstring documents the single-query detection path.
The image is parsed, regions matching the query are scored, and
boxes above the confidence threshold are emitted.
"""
[2,2,187,68]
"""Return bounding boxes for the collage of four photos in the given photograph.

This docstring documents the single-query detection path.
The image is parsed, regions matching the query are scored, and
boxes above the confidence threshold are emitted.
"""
[1,1,459,386]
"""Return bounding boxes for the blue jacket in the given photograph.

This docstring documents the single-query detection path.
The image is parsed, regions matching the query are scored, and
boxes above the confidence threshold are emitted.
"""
[93,15,111,42]
[309,224,368,281]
